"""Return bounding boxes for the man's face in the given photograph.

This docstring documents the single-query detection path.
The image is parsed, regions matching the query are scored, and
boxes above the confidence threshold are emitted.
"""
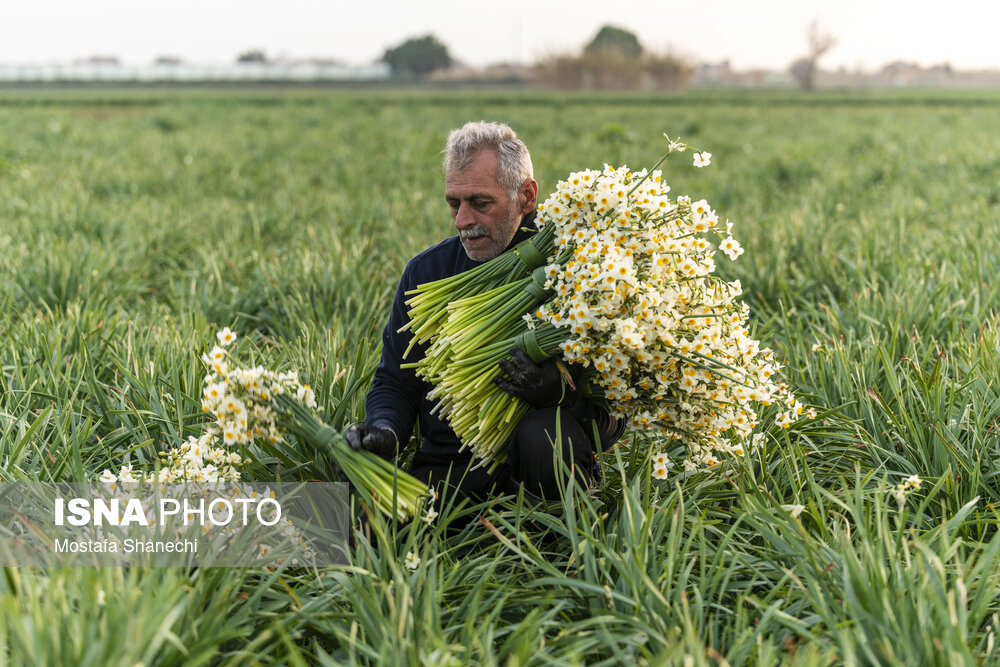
[445,150,532,261]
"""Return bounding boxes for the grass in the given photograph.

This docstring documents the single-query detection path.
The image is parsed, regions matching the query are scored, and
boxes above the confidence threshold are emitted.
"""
[2,86,1000,664]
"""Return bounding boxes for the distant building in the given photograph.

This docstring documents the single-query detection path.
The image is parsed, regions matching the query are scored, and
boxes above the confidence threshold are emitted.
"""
[78,55,120,66]
[692,60,733,86]
[0,60,391,84]
[691,60,794,88]
[874,61,954,87]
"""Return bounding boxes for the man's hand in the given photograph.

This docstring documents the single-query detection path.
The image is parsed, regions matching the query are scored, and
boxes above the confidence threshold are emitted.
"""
[344,421,398,460]
[494,348,575,409]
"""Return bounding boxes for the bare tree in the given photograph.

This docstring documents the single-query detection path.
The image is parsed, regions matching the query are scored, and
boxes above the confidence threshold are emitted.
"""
[790,21,837,91]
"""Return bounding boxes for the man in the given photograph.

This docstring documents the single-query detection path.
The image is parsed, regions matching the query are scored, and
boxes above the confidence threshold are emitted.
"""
[346,121,623,504]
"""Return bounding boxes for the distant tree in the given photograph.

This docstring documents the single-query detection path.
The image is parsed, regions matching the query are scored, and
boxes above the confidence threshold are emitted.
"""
[382,35,452,77]
[534,48,692,91]
[584,25,643,60]
[237,49,268,64]
[532,54,586,89]
[643,52,694,90]
[790,21,837,91]
[533,25,691,91]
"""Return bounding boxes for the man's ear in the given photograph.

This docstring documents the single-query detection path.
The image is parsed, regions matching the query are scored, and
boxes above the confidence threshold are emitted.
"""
[519,178,538,216]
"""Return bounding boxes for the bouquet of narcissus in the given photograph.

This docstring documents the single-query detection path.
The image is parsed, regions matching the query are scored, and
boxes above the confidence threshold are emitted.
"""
[199,329,431,521]
[405,137,802,472]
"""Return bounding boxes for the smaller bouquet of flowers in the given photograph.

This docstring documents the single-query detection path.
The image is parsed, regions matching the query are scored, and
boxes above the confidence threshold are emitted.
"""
[198,329,431,521]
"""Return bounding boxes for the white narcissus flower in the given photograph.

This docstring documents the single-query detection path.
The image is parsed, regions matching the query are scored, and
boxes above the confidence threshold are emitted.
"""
[216,327,237,347]
[665,135,686,152]
[652,452,673,468]
[693,151,712,168]
[781,504,806,519]
[720,237,744,261]
[296,384,317,410]
[404,551,420,570]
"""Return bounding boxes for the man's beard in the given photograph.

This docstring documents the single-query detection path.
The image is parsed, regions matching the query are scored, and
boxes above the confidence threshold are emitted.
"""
[459,209,521,261]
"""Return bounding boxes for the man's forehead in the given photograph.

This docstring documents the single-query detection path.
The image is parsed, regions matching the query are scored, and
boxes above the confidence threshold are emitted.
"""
[445,151,502,194]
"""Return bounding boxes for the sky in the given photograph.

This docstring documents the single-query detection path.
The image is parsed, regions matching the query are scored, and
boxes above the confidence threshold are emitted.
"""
[1,0,997,73]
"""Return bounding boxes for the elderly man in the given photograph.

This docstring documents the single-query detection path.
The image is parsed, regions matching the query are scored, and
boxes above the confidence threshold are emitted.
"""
[347,121,623,504]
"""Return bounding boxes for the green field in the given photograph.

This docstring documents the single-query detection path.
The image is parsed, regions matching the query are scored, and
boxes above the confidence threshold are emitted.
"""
[2,87,1000,665]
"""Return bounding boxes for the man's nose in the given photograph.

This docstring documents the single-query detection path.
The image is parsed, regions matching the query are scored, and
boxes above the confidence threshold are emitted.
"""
[454,203,475,229]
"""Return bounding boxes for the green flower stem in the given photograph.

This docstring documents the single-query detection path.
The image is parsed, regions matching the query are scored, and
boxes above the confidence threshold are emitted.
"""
[420,320,576,468]
[671,351,749,388]
[272,394,429,521]
[626,150,672,197]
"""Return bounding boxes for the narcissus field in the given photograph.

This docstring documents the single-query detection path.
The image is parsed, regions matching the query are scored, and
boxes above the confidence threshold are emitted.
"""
[2,87,1000,665]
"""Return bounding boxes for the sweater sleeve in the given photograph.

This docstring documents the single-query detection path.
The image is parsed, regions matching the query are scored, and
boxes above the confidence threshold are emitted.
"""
[363,262,424,443]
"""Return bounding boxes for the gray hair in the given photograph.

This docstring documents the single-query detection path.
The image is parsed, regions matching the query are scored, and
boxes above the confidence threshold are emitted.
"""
[443,121,533,199]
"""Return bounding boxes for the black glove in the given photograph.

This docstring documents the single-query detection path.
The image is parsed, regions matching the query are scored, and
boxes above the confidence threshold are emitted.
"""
[344,421,398,460]
[494,348,576,409]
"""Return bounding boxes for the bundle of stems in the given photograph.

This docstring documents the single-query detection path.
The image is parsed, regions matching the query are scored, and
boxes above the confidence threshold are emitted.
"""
[272,394,429,522]
[423,322,568,471]
[401,224,556,358]
[410,259,567,380]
